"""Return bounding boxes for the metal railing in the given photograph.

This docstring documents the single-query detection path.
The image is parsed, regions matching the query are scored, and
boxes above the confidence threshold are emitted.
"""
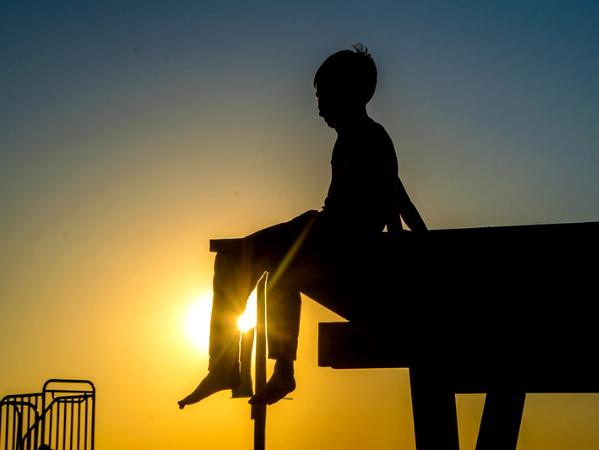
[1,379,95,450]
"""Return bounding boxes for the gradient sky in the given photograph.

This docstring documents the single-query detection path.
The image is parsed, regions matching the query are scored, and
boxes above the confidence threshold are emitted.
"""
[2,1,599,449]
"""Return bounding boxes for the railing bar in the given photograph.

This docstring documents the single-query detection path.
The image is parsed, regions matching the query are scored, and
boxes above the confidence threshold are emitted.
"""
[55,402,60,450]
[12,403,16,450]
[1,404,4,450]
[21,396,31,450]
[17,405,22,450]
[83,397,88,450]
[54,397,87,405]
[19,405,24,450]
[18,407,24,450]
[69,399,74,450]
[11,406,15,450]
[5,402,10,450]
[28,397,33,450]
[29,397,33,449]
[33,397,38,450]
[8,403,11,450]
[76,400,80,450]
[23,398,27,450]
[0,404,3,450]
[44,390,91,395]
[22,406,27,450]
[41,395,45,448]
[90,393,95,450]
[47,401,52,448]
[33,396,38,450]
[62,400,67,450]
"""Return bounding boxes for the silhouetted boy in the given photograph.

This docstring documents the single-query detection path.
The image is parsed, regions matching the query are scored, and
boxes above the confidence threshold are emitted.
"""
[179,44,426,408]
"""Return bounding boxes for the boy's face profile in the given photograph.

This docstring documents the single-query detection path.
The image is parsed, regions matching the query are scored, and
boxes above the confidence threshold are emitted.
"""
[315,82,359,129]
[314,47,375,130]
[315,84,336,128]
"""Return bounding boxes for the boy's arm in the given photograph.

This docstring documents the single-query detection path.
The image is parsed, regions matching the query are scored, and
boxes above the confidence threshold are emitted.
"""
[396,177,428,232]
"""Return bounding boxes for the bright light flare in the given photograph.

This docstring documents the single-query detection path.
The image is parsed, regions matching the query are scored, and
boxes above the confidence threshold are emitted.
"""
[185,293,212,351]
[237,288,257,332]
[185,289,258,351]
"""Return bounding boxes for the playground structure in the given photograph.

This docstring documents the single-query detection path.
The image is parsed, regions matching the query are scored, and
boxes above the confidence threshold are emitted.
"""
[0,379,95,450]
[212,221,599,450]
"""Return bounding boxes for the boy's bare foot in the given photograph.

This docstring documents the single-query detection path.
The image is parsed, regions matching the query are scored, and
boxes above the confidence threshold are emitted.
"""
[248,360,295,405]
[178,370,241,409]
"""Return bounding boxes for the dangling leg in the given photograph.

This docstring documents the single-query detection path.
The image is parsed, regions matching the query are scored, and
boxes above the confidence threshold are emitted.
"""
[179,250,264,408]
[248,249,355,406]
[249,281,301,406]
[184,211,317,407]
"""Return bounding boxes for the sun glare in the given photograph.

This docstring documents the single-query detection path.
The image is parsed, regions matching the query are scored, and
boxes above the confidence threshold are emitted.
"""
[185,289,258,350]
[237,288,257,332]
[185,293,212,351]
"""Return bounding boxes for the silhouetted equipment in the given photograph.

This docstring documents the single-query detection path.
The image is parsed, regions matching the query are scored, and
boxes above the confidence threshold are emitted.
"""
[318,221,599,450]
[0,379,95,450]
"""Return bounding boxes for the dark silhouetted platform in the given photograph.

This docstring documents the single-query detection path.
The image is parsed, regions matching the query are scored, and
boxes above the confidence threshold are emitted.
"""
[318,221,599,450]
[212,221,599,450]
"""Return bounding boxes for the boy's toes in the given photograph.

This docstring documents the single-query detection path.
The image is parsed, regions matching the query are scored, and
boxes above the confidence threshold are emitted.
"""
[248,375,295,405]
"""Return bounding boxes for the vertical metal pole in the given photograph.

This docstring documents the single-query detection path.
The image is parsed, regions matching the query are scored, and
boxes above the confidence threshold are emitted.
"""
[90,393,95,450]
[76,401,80,450]
[62,400,67,450]
[24,398,29,449]
[42,395,47,449]
[83,398,88,450]
[15,407,21,450]
[69,399,74,450]
[12,404,17,450]
[0,403,3,450]
[55,402,59,450]
[252,273,267,450]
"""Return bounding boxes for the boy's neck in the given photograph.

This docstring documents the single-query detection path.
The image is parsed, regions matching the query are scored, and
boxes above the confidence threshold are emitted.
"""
[335,107,369,134]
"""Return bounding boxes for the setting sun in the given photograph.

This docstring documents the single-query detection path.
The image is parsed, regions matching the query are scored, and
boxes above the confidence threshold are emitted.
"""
[237,289,257,332]
[185,289,258,351]
[185,293,212,352]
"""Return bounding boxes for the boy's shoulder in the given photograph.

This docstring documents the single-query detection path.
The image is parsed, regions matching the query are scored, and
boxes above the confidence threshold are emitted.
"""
[364,117,395,147]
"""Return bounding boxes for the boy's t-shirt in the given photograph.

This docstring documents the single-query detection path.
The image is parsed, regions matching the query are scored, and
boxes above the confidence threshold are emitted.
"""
[320,116,398,236]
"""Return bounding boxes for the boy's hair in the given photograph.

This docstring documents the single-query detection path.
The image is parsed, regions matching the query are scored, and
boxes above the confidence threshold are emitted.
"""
[313,43,378,105]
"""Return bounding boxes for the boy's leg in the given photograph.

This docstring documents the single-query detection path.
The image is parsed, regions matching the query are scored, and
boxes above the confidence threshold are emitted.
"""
[180,212,319,407]
[209,250,265,373]
[248,236,326,405]
[249,253,358,406]
[248,283,300,405]
[265,284,301,363]
[178,250,265,409]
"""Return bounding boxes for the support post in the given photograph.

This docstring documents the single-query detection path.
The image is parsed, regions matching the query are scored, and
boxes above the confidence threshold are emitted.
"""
[251,273,268,450]
[409,365,460,450]
[476,391,525,450]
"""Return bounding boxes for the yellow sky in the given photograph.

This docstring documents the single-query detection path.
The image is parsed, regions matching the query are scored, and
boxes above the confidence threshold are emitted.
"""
[3,178,599,450]
[2,112,599,450]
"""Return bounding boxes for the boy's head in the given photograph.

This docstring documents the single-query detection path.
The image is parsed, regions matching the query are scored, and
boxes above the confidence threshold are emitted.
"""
[314,44,377,128]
